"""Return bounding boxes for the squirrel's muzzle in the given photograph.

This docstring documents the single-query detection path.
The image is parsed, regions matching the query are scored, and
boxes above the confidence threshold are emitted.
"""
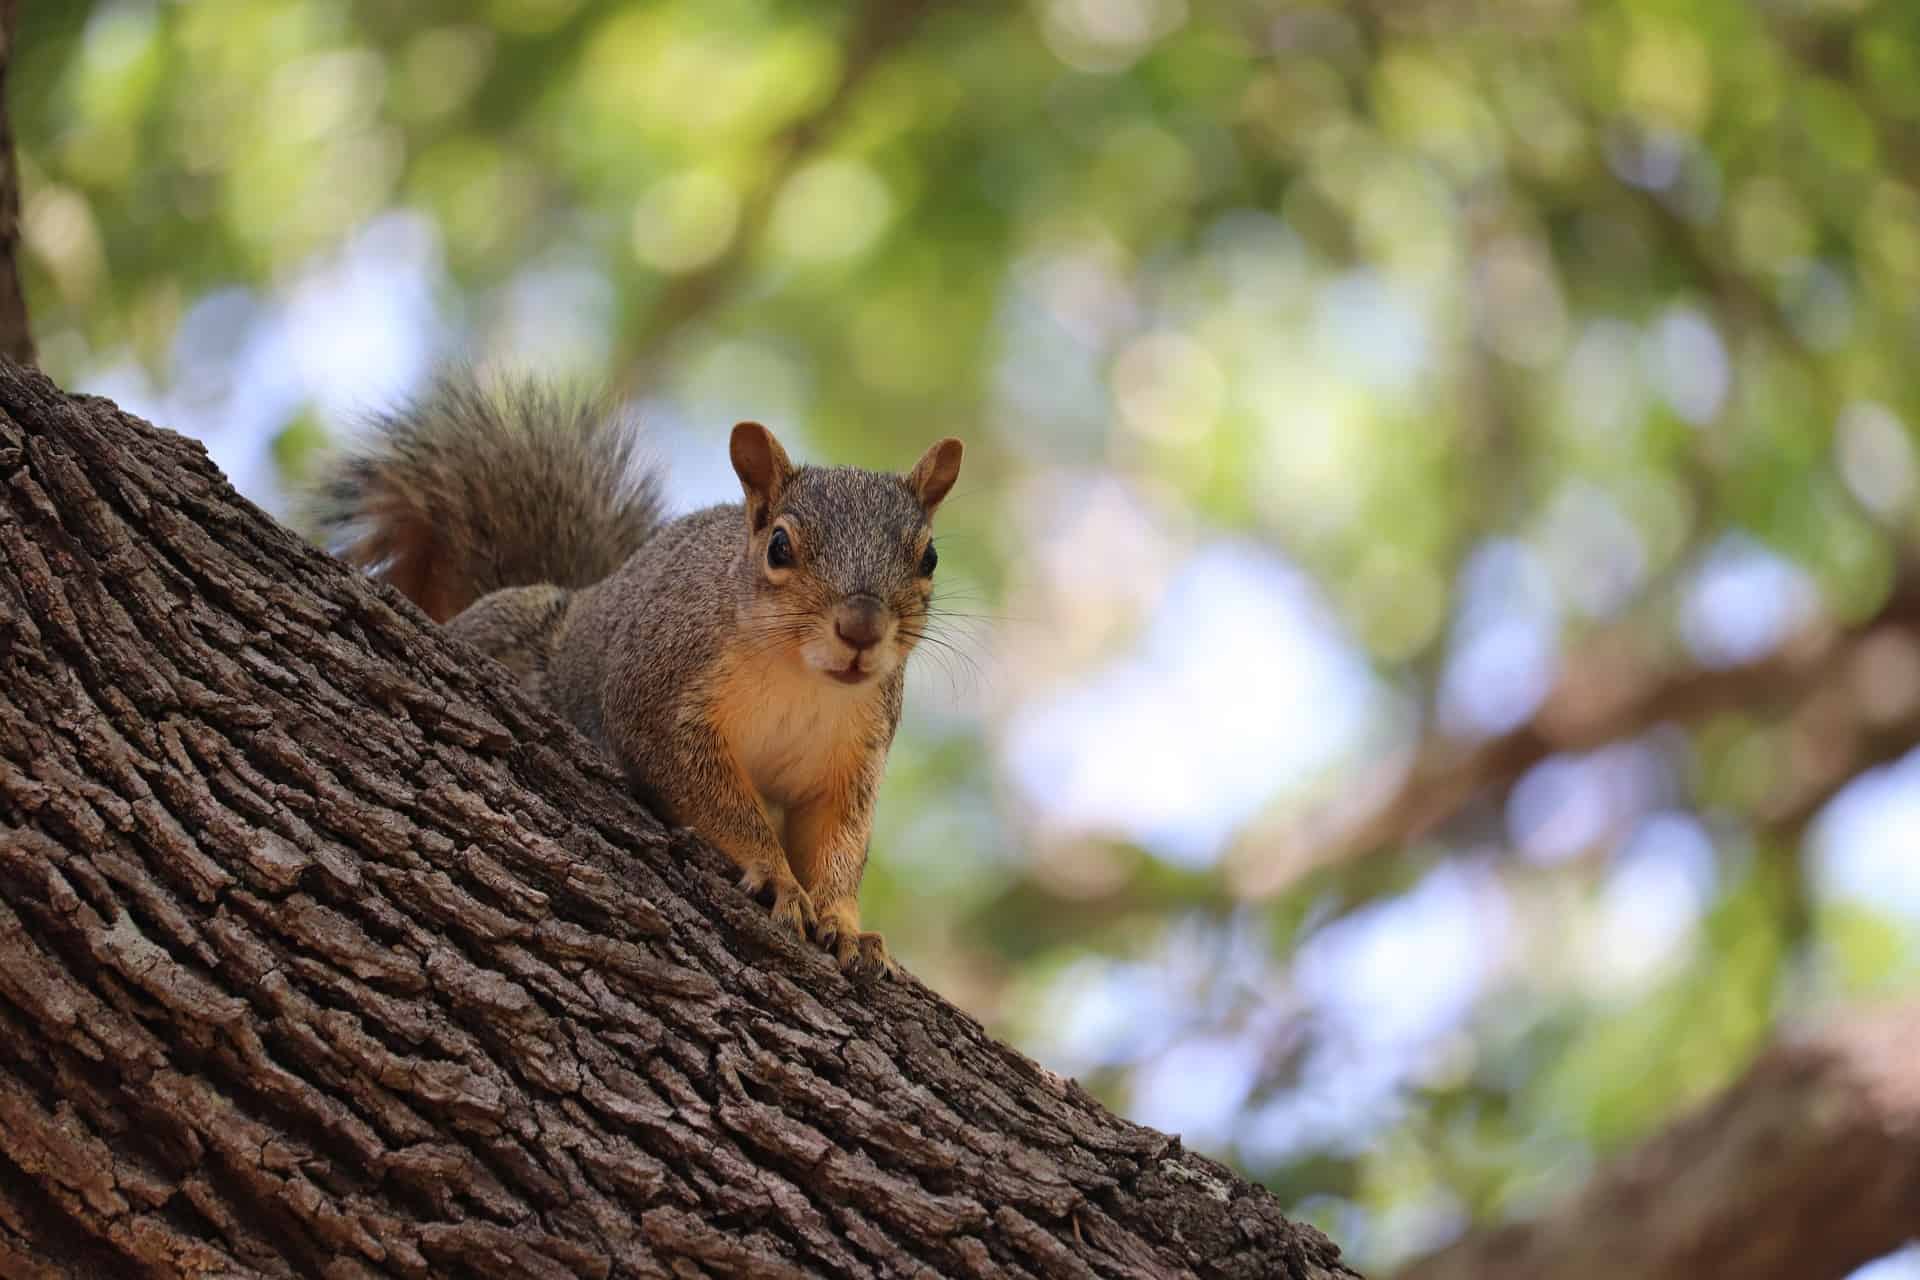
[833,596,890,652]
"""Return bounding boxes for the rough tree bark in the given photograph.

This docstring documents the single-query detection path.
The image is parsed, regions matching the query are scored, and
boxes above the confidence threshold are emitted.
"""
[1395,1004,1920,1280]
[0,359,1357,1277]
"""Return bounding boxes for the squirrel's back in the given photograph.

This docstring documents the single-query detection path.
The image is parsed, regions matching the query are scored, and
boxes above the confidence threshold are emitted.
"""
[307,372,663,622]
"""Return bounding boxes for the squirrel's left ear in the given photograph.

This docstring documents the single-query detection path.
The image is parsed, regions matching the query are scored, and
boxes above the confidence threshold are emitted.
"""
[731,422,794,532]
[906,438,963,515]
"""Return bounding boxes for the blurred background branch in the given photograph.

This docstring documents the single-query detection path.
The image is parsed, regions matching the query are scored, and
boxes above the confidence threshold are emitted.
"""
[611,0,954,400]
[1395,1003,1920,1280]
[1264,566,1920,891]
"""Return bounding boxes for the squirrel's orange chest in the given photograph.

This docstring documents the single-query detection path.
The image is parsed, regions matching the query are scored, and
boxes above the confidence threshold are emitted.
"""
[712,660,873,808]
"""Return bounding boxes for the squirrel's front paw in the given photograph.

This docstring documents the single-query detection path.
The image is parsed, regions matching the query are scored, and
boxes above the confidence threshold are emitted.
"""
[770,879,819,938]
[741,866,818,939]
[815,899,894,975]
[831,929,895,977]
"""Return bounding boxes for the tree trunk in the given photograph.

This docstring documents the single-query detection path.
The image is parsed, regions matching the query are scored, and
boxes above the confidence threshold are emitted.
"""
[0,358,1357,1278]
[1395,1005,1920,1280]
[0,0,33,366]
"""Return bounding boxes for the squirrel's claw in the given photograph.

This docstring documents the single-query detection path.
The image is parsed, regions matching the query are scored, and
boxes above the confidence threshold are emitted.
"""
[813,900,892,976]
[769,879,819,939]
[739,864,818,939]
[833,930,895,977]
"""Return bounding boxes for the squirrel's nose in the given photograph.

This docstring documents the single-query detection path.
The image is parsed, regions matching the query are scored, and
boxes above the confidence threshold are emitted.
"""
[834,597,888,651]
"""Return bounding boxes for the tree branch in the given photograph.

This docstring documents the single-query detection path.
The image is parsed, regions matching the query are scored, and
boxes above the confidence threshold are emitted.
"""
[1394,1004,1920,1280]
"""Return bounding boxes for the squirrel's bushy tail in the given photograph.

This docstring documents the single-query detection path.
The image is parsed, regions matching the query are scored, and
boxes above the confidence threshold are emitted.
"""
[307,371,663,623]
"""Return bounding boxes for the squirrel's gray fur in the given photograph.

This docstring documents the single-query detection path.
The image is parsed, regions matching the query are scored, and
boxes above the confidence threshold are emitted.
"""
[307,373,664,622]
[309,369,964,974]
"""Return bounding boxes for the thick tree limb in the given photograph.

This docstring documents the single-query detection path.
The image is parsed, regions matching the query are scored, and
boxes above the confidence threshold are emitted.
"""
[0,0,32,365]
[1394,1003,1920,1280]
[0,358,1354,1277]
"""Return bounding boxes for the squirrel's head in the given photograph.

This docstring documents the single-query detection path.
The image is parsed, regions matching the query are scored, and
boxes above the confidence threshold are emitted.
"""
[729,422,962,690]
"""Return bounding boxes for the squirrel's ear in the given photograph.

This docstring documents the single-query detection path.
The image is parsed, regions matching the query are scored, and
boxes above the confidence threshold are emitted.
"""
[906,437,963,514]
[730,422,793,531]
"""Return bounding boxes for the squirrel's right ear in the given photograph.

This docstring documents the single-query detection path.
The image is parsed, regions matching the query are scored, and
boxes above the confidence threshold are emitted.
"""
[906,437,964,515]
[730,422,794,532]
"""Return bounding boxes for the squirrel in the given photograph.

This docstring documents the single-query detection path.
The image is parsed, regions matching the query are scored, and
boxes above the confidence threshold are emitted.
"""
[308,372,963,975]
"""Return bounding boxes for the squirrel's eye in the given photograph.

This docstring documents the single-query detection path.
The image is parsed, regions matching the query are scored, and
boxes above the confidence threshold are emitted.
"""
[768,527,794,569]
[918,543,938,577]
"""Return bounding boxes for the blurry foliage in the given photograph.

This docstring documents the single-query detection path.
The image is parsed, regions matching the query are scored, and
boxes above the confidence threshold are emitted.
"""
[19,0,1920,1272]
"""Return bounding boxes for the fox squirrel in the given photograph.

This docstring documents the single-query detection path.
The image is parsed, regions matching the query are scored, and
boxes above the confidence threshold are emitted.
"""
[309,373,963,975]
